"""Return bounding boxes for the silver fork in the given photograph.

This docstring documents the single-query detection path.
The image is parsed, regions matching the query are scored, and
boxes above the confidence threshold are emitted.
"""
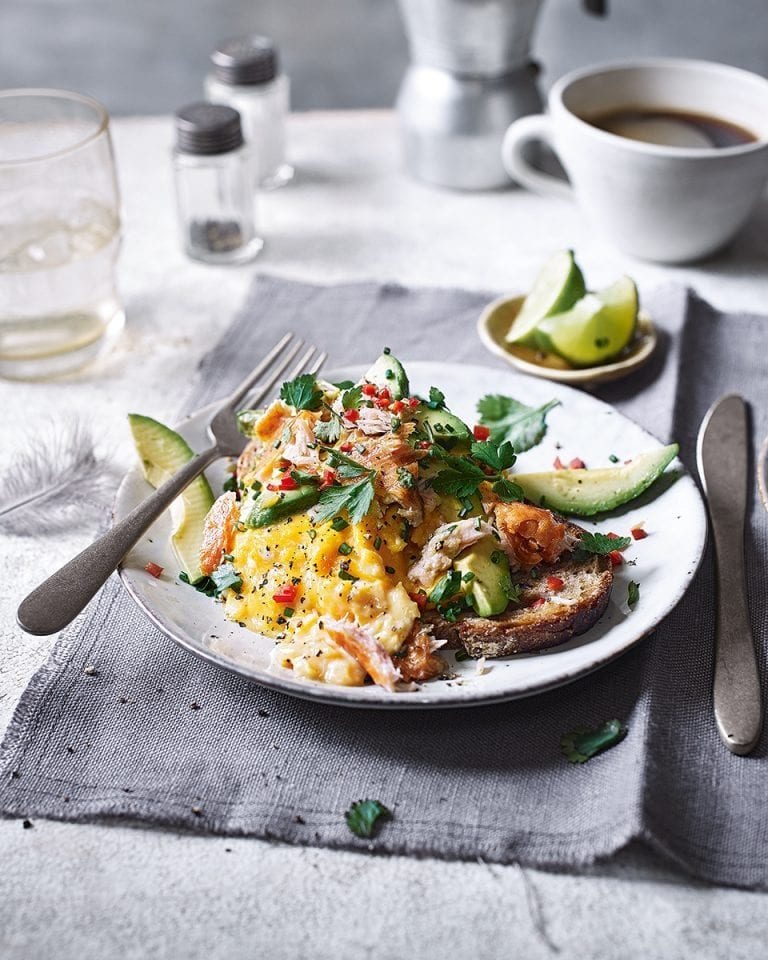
[17,333,327,636]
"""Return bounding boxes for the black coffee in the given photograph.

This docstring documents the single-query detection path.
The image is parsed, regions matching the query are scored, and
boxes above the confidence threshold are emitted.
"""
[586,107,757,149]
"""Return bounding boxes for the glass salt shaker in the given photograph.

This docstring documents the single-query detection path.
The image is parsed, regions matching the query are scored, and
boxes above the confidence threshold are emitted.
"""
[205,35,294,190]
[172,102,263,265]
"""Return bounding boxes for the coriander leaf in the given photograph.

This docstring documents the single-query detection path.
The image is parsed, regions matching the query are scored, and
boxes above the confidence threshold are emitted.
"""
[397,466,415,489]
[491,477,524,503]
[470,439,517,472]
[428,570,462,604]
[182,568,250,596]
[179,571,216,597]
[430,457,486,501]
[280,374,323,412]
[561,719,627,764]
[627,581,640,608]
[314,476,375,525]
[341,385,364,411]
[504,581,523,604]
[333,380,356,390]
[477,395,560,453]
[222,475,238,493]
[314,415,341,444]
[326,448,370,479]
[345,799,390,838]
[235,409,261,436]
[577,531,631,556]
[428,386,446,409]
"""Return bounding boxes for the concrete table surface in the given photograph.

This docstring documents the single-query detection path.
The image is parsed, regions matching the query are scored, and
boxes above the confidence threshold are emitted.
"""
[1,111,767,960]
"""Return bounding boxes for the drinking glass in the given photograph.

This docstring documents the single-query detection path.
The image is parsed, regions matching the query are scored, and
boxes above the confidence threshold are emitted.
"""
[0,89,124,379]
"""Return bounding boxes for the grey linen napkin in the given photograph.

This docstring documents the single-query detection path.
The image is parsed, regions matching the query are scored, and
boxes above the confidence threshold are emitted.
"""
[1,276,766,888]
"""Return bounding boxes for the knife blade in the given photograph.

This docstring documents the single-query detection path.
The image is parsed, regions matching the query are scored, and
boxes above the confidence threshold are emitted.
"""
[697,394,762,755]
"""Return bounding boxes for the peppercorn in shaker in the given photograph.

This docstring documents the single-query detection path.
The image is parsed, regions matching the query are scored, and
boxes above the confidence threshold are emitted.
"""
[205,35,293,190]
[172,102,263,265]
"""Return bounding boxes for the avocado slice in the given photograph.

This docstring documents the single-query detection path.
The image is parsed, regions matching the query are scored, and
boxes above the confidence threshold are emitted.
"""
[415,405,471,449]
[362,350,409,399]
[246,483,321,528]
[128,413,215,584]
[454,537,512,617]
[513,444,678,516]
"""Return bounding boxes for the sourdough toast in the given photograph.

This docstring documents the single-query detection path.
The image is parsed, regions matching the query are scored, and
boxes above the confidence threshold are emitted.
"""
[432,523,613,658]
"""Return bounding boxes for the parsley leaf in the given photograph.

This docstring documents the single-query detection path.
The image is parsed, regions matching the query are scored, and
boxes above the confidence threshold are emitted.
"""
[627,581,640,608]
[477,395,560,453]
[280,374,323,412]
[471,439,517,472]
[561,719,627,763]
[577,531,631,556]
[341,385,364,411]
[314,476,375,526]
[333,379,356,390]
[428,570,463,604]
[345,799,390,839]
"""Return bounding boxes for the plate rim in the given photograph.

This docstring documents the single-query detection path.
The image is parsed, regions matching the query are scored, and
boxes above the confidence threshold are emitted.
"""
[115,360,708,710]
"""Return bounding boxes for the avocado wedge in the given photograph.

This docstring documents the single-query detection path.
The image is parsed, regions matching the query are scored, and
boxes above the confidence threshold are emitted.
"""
[128,414,215,583]
[513,444,679,516]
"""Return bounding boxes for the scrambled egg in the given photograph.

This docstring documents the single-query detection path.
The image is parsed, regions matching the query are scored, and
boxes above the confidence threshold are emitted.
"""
[224,508,433,685]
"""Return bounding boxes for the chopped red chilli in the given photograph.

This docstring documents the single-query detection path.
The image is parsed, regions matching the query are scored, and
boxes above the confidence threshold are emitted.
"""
[345,408,360,423]
[553,456,565,470]
[409,591,427,609]
[279,475,298,490]
[473,424,490,441]
[631,527,648,540]
[546,575,565,591]
[144,562,163,578]
[608,550,624,567]
[273,584,298,605]
[362,383,377,396]
[568,457,586,469]
[530,597,546,609]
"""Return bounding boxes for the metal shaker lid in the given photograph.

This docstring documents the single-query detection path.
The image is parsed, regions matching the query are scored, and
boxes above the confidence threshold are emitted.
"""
[210,35,278,86]
[175,102,244,155]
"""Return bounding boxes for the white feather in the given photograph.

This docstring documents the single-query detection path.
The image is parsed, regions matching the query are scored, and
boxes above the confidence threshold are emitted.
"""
[0,419,111,535]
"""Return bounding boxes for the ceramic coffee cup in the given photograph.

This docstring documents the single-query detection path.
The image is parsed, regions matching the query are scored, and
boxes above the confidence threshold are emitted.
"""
[501,58,768,263]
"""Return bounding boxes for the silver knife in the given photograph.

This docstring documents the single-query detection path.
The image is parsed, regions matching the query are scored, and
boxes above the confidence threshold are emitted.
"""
[697,394,763,755]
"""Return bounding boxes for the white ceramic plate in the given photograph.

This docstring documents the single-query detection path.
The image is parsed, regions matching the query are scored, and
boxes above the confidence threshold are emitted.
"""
[116,361,707,709]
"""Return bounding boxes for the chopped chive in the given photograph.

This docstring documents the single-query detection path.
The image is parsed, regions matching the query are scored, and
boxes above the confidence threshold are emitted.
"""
[373,536,382,550]
[338,569,358,582]
[283,607,294,618]
[338,543,353,556]
[331,517,349,532]
[462,571,475,583]
[385,565,396,575]
[609,454,619,464]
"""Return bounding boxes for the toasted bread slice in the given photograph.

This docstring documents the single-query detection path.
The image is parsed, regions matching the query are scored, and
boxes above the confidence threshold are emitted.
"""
[432,524,613,658]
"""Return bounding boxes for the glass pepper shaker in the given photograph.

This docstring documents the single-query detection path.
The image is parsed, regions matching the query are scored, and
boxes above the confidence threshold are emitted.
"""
[172,102,264,265]
[205,35,294,190]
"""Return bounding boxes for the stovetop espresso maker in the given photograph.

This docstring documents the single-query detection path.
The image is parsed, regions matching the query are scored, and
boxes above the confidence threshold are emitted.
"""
[396,0,606,190]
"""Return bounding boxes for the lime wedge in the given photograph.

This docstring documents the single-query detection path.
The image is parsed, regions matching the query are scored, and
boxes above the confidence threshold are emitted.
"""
[505,250,586,346]
[535,276,638,368]
[128,414,215,583]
